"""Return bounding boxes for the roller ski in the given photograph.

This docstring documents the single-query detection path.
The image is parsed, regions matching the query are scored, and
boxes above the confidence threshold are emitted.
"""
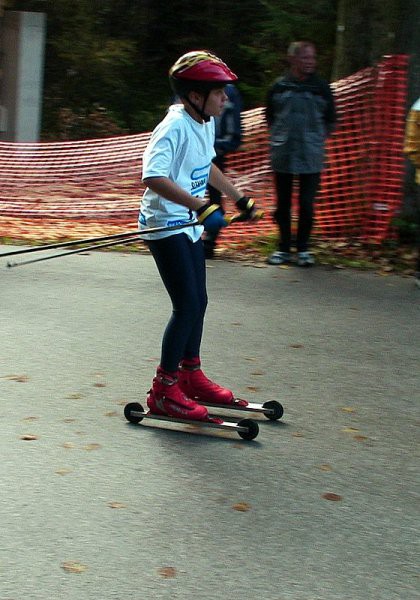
[124,367,259,441]
[178,358,284,421]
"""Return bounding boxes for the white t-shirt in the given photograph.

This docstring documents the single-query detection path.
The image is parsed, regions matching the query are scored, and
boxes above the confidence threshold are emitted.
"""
[139,104,216,241]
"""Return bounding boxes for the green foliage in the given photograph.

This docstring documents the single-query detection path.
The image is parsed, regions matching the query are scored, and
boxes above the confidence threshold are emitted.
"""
[5,0,337,139]
[391,215,419,244]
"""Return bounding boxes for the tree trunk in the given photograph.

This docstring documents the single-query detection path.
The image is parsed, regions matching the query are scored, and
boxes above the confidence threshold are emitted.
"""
[395,0,420,107]
[332,0,401,80]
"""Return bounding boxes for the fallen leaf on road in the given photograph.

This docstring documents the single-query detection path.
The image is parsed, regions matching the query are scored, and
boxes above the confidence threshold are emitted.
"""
[61,561,88,574]
[3,374,29,383]
[322,493,343,502]
[83,443,102,451]
[158,567,177,578]
[108,502,127,509]
[317,464,333,471]
[232,502,251,512]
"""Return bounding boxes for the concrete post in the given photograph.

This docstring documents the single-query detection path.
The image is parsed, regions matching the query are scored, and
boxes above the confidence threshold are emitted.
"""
[0,11,46,141]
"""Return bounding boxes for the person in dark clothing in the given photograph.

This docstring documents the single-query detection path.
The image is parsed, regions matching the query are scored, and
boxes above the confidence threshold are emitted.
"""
[204,83,242,258]
[266,41,336,266]
[403,97,420,288]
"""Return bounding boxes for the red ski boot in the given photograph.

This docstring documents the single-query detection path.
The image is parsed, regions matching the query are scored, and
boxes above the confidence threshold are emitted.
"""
[179,358,247,406]
[147,367,210,421]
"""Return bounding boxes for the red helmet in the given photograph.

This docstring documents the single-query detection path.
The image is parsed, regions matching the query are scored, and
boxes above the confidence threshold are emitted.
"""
[169,50,238,84]
[169,51,238,122]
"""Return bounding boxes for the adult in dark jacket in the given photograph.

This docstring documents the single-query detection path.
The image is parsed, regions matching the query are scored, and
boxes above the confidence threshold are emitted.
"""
[403,97,420,288]
[266,41,336,266]
[204,83,242,258]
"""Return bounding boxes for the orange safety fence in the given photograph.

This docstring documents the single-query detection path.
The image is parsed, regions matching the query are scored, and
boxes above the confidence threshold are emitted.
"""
[0,54,408,245]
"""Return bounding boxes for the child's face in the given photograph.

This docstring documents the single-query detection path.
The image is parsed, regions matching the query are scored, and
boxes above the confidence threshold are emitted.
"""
[204,87,228,117]
[188,87,227,120]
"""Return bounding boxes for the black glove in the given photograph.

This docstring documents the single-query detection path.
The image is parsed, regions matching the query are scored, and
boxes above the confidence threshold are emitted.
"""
[232,196,265,223]
[235,196,255,218]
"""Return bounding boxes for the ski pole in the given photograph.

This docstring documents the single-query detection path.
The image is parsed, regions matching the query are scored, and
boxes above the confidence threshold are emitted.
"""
[6,234,146,268]
[0,221,198,259]
[3,211,265,268]
[5,221,200,269]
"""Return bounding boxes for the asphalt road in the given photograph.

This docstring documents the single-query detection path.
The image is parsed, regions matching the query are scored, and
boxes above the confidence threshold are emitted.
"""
[1,245,419,600]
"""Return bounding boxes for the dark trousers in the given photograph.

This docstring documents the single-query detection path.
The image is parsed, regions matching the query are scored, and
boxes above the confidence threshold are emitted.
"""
[274,172,321,252]
[147,234,207,373]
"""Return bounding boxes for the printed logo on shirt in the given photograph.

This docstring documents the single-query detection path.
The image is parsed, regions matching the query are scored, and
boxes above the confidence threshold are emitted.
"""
[190,163,211,196]
[166,218,192,227]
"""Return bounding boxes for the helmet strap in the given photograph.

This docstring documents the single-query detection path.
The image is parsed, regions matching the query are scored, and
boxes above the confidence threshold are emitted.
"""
[184,90,211,123]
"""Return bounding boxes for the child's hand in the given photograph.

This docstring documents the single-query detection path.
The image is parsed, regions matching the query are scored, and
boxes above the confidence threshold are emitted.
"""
[235,196,256,220]
[196,203,228,233]
[234,196,264,222]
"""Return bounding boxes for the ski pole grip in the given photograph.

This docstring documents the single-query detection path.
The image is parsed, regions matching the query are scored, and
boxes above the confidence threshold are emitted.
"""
[227,209,264,225]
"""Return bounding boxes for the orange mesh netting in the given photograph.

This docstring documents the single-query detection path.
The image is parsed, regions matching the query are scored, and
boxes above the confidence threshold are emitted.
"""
[0,54,408,245]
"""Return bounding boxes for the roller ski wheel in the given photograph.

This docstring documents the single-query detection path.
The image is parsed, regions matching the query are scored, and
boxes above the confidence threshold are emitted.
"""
[199,398,284,421]
[124,402,145,424]
[123,402,259,441]
[262,400,284,421]
[237,418,259,441]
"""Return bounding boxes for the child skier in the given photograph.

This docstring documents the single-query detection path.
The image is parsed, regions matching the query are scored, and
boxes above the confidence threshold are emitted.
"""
[139,50,257,422]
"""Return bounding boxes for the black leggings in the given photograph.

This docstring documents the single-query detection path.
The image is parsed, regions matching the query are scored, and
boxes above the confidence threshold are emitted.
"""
[274,172,321,252]
[147,234,207,373]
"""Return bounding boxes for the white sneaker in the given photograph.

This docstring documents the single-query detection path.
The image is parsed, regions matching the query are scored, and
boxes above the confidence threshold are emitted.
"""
[297,252,315,267]
[267,251,291,265]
